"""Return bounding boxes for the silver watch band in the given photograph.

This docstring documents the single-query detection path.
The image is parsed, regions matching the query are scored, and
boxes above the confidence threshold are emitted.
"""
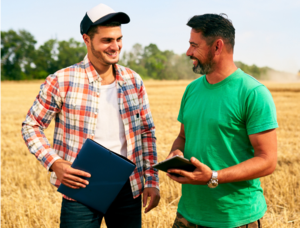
[211,170,218,180]
[207,170,218,188]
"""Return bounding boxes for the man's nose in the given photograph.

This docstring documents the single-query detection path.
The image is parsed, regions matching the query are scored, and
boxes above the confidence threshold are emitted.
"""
[111,41,119,51]
[186,47,192,56]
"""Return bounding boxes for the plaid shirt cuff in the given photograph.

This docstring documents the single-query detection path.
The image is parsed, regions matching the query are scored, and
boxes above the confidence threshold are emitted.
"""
[144,168,159,190]
[41,149,62,171]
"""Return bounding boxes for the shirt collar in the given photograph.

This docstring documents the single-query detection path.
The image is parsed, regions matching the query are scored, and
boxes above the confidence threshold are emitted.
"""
[114,63,126,87]
[83,55,99,83]
[83,55,126,86]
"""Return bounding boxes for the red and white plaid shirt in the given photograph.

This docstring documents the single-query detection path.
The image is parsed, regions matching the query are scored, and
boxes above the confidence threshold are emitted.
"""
[21,55,159,199]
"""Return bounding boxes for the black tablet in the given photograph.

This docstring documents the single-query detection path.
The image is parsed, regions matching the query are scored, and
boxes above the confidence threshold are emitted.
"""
[152,155,196,177]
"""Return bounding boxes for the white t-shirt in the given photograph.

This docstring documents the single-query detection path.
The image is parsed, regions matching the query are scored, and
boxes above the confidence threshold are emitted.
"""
[94,81,127,157]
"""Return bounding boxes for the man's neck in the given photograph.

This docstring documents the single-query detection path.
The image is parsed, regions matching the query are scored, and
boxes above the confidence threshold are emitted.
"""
[88,53,116,85]
[205,57,237,85]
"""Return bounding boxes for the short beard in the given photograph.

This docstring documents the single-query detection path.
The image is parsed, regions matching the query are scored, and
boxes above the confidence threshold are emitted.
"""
[91,41,103,60]
[90,41,119,65]
[192,49,215,75]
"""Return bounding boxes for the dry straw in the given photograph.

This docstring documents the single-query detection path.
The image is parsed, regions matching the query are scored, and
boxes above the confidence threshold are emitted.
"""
[1,80,299,227]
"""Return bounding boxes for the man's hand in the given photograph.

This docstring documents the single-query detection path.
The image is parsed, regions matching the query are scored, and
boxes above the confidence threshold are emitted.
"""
[166,149,184,160]
[143,187,160,213]
[51,160,91,189]
[167,157,212,185]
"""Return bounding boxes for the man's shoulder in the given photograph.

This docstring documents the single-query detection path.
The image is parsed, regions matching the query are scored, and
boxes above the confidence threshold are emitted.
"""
[184,76,204,92]
[233,69,265,91]
[45,61,86,95]
[54,61,85,78]
[116,64,143,85]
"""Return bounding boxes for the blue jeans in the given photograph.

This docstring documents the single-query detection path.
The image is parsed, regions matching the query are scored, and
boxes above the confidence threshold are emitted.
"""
[60,180,142,228]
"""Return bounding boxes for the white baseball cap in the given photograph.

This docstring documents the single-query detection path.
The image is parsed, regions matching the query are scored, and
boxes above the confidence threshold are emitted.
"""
[80,3,130,35]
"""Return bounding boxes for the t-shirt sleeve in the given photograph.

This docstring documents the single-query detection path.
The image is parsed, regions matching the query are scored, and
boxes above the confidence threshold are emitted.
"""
[245,85,278,135]
[177,86,189,124]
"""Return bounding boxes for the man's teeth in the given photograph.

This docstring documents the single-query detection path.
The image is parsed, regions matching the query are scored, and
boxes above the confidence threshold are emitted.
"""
[106,52,117,57]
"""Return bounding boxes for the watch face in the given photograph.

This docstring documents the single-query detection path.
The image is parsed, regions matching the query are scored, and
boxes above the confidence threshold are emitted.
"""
[208,179,218,188]
[212,180,218,187]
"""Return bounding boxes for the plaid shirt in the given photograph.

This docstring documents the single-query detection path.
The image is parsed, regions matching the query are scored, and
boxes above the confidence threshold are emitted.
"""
[21,55,159,199]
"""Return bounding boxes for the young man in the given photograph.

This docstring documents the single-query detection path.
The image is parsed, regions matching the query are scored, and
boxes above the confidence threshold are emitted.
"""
[167,14,277,228]
[22,4,160,228]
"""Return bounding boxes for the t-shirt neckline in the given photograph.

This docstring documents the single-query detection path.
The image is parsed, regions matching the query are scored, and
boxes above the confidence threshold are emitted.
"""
[203,68,241,89]
[99,81,116,89]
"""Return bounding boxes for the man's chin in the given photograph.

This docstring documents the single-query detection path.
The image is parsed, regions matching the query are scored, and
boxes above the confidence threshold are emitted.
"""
[193,65,202,74]
[104,58,119,65]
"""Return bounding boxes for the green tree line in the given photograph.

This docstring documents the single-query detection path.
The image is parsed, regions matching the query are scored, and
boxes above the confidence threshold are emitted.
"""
[1,30,86,80]
[1,29,270,80]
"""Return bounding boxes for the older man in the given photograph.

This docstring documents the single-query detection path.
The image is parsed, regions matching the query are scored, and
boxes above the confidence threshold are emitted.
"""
[167,14,277,228]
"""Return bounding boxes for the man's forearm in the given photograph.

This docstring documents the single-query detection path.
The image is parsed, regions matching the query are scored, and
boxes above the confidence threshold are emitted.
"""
[167,152,277,186]
[218,129,277,184]
[218,155,276,184]
[170,135,185,153]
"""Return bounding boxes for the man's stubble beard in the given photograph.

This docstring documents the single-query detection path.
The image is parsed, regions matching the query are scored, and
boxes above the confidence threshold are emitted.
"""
[90,41,119,66]
[192,49,215,75]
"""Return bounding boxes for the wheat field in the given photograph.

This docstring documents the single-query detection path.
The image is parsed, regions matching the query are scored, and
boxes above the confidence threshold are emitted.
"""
[1,80,300,228]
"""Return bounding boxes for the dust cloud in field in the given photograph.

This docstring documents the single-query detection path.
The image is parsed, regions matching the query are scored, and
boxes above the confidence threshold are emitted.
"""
[263,69,300,82]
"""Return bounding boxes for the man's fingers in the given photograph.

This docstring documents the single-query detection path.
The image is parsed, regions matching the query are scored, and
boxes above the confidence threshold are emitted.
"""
[190,157,203,168]
[166,150,184,159]
[166,154,173,159]
[167,169,191,178]
[144,191,160,213]
[62,179,82,189]
[145,195,155,213]
[63,173,89,186]
[143,191,149,207]
[67,167,91,178]
[166,152,176,159]
[167,173,188,184]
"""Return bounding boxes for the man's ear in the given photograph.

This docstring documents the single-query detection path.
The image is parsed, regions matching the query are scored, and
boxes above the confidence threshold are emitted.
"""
[214,39,224,55]
[83,34,91,47]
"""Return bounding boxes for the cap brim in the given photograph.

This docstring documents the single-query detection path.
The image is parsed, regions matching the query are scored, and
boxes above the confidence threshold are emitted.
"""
[93,12,130,26]
[80,12,130,35]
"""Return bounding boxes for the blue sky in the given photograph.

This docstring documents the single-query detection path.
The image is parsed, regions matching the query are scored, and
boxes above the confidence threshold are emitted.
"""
[2,0,300,74]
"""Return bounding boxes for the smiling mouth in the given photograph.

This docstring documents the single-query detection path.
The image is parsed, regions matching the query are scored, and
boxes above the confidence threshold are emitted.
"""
[191,59,198,66]
[105,52,118,58]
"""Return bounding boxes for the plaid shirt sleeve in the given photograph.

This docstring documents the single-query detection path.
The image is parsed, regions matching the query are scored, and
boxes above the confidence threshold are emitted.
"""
[139,80,159,190]
[21,74,62,170]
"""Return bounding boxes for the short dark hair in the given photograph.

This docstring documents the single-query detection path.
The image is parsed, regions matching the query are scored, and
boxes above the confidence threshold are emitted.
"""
[87,21,121,40]
[187,14,235,51]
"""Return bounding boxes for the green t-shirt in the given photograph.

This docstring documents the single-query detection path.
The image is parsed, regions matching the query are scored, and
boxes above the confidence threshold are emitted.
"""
[177,69,278,228]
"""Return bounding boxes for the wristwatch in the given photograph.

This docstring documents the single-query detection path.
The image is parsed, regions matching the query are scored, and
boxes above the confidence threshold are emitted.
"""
[207,170,218,188]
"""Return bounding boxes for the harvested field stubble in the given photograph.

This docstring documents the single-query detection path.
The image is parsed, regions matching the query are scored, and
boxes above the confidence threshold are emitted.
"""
[1,80,300,228]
